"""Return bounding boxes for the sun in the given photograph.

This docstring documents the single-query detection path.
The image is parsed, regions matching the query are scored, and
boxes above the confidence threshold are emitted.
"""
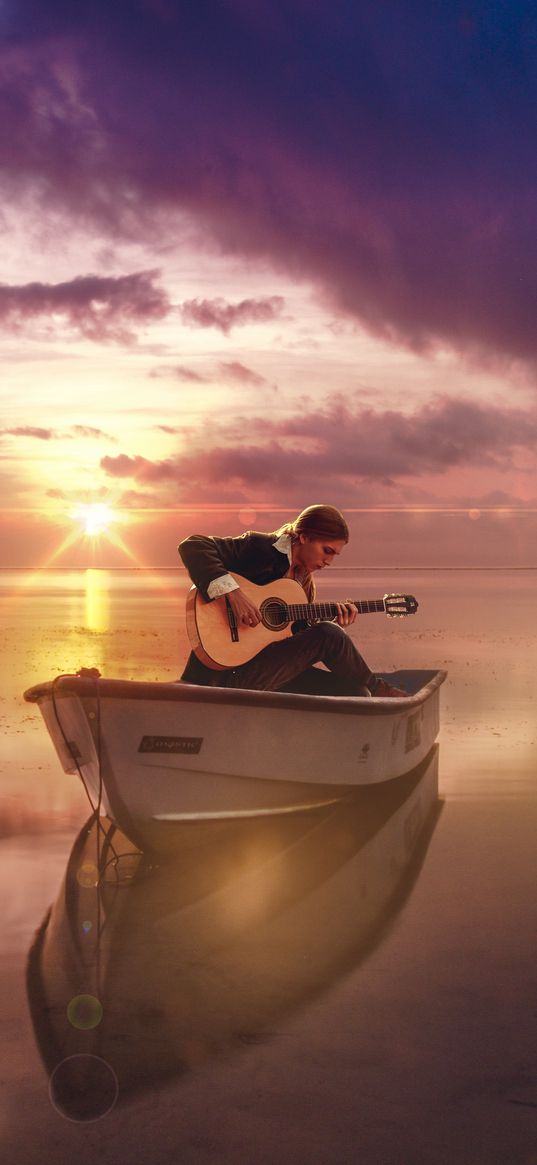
[72,502,115,537]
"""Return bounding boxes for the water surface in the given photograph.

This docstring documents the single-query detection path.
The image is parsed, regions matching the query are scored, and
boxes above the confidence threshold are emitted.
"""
[1,569,536,1164]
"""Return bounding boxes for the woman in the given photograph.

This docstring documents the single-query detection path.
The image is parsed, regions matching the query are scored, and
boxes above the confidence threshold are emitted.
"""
[178,504,407,696]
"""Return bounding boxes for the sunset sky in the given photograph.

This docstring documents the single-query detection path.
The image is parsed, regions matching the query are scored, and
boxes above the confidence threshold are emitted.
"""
[2,0,537,569]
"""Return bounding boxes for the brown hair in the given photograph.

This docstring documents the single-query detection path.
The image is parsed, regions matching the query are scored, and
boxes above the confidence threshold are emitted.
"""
[276,504,349,544]
[275,505,349,601]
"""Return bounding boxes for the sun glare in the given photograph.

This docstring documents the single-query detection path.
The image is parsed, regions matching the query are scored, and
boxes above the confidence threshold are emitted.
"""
[72,503,115,537]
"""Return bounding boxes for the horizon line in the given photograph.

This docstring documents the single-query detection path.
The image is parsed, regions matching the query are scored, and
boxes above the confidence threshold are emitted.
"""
[2,565,537,573]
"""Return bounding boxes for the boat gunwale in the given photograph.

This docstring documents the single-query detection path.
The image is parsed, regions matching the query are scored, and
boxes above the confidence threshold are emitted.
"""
[23,670,447,718]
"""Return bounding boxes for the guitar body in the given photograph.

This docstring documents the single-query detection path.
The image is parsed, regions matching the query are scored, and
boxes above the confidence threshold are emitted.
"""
[186,574,310,670]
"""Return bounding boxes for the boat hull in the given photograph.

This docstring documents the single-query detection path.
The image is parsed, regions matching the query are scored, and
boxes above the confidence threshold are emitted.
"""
[24,670,446,849]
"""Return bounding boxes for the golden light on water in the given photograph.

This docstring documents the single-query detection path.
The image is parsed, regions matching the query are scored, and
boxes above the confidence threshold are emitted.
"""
[85,569,110,632]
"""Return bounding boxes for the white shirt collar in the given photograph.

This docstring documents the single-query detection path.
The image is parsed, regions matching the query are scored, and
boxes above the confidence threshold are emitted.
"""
[272,533,293,563]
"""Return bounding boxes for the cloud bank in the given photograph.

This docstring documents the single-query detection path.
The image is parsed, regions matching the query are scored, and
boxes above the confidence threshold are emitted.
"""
[3,3,537,367]
[100,395,537,503]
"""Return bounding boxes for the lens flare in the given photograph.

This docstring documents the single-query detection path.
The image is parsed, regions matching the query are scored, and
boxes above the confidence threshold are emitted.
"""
[49,1055,119,1122]
[77,861,99,888]
[67,994,103,1031]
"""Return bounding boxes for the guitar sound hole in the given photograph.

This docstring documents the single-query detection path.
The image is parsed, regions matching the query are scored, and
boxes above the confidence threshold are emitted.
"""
[260,599,289,631]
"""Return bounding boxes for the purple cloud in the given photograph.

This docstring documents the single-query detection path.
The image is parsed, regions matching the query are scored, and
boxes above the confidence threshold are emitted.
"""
[3,4,537,368]
[218,361,267,386]
[2,424,116,441]
[179,297,284,334]
[71,425,116,441]
[0,271,169,342]
[149,365,209,383]
[2,426,55,440]
[100,453,177,483]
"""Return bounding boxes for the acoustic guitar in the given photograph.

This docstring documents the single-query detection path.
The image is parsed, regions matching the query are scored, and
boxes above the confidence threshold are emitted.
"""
[186,573,418,670]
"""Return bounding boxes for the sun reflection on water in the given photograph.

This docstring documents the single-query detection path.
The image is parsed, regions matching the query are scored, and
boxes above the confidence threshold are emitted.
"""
[85,569,110,633]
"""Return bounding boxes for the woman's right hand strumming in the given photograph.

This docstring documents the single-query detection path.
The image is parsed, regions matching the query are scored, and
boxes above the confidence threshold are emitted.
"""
[220,589,262,627]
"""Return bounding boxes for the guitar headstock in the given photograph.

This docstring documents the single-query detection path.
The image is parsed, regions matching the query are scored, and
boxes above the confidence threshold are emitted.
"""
[383,593,419,617]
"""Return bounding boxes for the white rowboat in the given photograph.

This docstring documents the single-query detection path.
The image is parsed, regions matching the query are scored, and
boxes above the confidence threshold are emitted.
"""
[24,669,446,852]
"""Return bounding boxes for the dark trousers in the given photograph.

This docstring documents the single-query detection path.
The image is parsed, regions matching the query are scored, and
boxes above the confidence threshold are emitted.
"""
[224,622,373,695]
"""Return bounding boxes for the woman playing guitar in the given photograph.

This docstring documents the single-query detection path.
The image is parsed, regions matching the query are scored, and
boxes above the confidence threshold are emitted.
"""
[178,504,408,697]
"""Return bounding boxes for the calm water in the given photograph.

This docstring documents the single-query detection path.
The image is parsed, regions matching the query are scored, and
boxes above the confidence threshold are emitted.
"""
[1,569,536,1164]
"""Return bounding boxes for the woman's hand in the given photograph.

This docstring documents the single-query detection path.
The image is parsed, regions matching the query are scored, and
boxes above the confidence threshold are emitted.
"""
[334,600,358,627]
[221,589,262,627]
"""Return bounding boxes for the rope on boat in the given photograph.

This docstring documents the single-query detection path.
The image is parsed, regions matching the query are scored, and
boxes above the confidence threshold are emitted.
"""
[50,669,148,887]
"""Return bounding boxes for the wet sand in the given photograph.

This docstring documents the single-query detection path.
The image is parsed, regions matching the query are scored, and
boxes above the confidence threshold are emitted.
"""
[1,569,536,1164]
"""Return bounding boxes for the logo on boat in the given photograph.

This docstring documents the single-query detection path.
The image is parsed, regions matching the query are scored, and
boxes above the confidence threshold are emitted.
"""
[404,712,421,753]
[138,735,203,755]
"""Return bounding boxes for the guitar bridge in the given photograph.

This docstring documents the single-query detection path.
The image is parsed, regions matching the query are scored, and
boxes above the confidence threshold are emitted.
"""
[225,596,239,642]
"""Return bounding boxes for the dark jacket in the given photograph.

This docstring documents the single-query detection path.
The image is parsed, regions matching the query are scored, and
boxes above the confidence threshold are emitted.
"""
[178,531,291,684]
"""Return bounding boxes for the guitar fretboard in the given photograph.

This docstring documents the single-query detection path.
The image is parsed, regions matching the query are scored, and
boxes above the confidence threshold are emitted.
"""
[287,599,385,619]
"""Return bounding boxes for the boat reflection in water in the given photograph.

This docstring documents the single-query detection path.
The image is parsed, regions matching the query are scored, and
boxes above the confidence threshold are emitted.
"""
[27,746,440,1122]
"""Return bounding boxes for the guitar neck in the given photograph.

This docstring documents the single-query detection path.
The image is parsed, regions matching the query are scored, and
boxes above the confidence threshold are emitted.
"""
[288,598,386,620]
